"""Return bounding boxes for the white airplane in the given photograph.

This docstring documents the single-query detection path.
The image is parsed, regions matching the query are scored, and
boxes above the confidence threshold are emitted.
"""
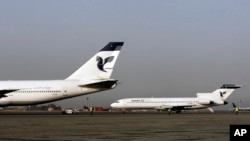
[62,108,80,115]
[232,102,250,112]
[0,42,124,107]
[111,84,241,113]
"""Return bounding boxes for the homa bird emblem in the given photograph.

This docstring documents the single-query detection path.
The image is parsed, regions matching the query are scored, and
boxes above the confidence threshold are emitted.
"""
[220,91,227,97]
[96,56,114,72]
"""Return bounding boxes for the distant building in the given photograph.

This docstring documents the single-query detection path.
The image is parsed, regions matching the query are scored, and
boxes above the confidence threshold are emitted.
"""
[48,104,62,111]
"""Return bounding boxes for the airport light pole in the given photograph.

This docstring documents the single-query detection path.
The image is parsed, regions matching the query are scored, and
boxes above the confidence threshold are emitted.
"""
[86,97,89,108]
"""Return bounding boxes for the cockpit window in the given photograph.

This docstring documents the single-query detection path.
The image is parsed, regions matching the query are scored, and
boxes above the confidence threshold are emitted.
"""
[114,100,120,103]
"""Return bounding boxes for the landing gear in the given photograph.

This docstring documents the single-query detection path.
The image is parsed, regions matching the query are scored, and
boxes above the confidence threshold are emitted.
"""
[168,108,172,115]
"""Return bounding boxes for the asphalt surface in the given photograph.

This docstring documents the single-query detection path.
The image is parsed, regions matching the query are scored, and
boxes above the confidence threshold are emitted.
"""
[0,112,249,141]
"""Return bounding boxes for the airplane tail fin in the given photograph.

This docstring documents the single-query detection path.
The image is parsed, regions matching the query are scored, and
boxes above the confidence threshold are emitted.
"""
[214,84,241,100]
[197,84,241,105]
[66,42,124,80]
[232,103,237,108]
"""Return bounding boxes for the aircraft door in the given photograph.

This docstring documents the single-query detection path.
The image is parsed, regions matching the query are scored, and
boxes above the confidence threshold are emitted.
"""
[62,87,68,97]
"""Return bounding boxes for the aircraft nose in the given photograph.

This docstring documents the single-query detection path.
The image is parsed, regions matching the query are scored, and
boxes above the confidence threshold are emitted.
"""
[110,103,116,108]
[111,103,120,108]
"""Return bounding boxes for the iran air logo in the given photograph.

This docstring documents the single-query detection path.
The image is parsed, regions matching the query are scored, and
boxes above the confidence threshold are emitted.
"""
[96,56,114,72]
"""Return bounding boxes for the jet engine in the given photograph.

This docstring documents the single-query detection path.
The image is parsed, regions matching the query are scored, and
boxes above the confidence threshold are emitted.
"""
[198,98,212,105]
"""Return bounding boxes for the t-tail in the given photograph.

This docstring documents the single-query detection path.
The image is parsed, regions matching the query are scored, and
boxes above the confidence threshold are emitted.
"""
[197,84,241,105]
[214,84,241,100]
[66,42,124,80]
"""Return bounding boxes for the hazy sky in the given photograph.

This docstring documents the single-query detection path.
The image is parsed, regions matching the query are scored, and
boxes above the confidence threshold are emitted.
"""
[0,1,250,109]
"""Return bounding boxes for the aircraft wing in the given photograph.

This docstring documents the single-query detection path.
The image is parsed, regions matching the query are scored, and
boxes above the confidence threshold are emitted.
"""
[0,89,19,98]
[78,79,118,89]
[156,104,193,111]
[155,105,173,110]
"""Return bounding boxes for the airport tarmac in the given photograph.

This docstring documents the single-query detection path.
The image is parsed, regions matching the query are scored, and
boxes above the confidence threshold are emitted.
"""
[0,112,249,141]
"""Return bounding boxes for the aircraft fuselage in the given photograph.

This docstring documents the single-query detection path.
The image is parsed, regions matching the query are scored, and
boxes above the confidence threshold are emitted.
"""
[0,80,105,106]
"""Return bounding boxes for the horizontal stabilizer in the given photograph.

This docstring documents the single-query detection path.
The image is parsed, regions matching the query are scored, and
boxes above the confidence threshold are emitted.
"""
[79,80,118,89]
[220,84,241,89]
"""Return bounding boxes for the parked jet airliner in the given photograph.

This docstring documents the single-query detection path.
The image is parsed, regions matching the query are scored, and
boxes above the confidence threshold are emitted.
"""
[232,102,250,112]
[0,42,124,107]
[111,84,241,113]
